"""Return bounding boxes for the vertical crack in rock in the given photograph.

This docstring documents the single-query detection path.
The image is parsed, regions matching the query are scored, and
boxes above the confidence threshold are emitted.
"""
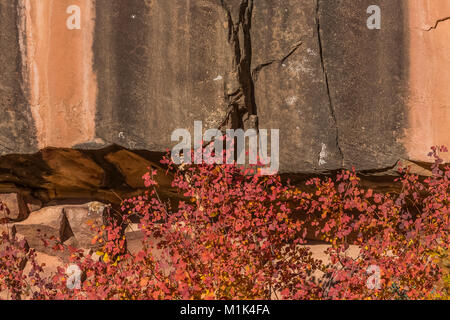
[218,0,258,131]
[315,0,344,167]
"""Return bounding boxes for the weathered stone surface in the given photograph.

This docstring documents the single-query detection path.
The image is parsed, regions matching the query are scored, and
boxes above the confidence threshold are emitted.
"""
[14,206,67,251]
[125,223,144,255]
[63,202,107,248]
[23,252,64,278]
[252,0,343,172]
[105,149,173,189]
[41,149,105,191]
[317,0,408,170]
[124,223,165,266]
[0,1,37,155]
[0,0,449,191]
[405,0,450,162]
[252,0,409,171]
[302,241,360,265]
[23,194,43,213]
[19,0,98,149]
[0,146,176,205]
[0,223,16,238]
[12,202,109,255]
[0,193,29,221]
[94,0,233,151]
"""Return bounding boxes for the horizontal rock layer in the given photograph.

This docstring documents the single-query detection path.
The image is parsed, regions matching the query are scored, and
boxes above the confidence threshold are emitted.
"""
[0,146,175,206]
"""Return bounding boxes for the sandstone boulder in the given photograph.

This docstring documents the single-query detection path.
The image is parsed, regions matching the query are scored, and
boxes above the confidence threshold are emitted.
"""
[124,223,166,267]
[63,202,108,248]
[12,202,110,256]
[0,223,16,238]
[105,150,173,189]
[23,252,64,278]
[23,195,43,213]
[0,193,29,221]
[125,223,145,255]
[14,206,67,252]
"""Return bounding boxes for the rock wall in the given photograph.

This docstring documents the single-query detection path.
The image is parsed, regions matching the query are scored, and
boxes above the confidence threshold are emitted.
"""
[0,1,449,278]
[0,0,37,154]
[0,0,449,197]
[407,0,450,162]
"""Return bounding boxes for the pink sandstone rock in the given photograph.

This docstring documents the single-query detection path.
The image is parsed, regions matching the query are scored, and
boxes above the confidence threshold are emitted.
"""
[0,193,29,221]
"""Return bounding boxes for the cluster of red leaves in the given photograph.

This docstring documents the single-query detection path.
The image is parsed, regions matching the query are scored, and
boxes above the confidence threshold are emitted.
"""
[295,146,449,299]
[0,146,448,300]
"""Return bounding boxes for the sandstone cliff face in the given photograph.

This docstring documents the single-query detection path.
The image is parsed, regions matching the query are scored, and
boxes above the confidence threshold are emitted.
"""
[0,0,449,198]
[407,0,450,162]
[18,0,98,149]
[0,1,37,154]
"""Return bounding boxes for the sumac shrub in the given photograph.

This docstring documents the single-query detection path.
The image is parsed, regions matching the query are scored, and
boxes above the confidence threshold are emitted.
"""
[0,146,448,300]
